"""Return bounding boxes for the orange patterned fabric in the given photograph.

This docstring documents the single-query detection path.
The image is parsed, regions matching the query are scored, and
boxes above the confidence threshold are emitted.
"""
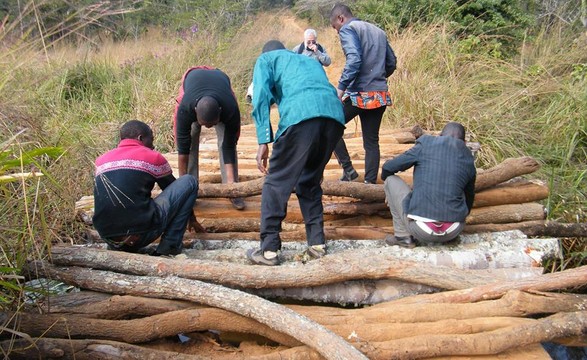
[344,91,392,109]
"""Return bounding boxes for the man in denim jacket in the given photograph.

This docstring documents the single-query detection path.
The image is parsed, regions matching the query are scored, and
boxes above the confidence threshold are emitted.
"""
[330,3,397,184]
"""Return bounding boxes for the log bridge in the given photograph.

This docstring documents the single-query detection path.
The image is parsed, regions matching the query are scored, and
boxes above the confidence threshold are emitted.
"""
[11,123,585,359]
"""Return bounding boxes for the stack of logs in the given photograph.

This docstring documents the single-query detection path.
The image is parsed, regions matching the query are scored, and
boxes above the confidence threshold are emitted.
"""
[75,123,586,240]
[12,253,587,359]
[9,123,584,359]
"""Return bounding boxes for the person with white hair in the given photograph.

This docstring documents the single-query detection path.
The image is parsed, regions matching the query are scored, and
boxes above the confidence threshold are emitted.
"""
[291,28,331,67]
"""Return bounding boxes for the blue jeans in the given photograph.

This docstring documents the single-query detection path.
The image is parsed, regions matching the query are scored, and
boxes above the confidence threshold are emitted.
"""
[116,175,198,255]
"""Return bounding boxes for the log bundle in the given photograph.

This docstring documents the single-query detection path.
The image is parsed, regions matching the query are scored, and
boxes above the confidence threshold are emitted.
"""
[13,253,587,359]
[43,123,586,359]
[76,123,586,240]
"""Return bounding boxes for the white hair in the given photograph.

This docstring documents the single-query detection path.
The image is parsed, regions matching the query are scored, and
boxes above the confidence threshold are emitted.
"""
[304,28,317,39]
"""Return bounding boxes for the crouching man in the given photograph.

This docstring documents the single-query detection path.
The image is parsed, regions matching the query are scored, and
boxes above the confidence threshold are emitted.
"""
[93,120,198,256]
[382,122,476,248]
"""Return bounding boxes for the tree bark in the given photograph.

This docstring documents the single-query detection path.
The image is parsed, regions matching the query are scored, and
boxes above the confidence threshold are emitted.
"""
[465,202,545,224]
[0,338,202,360]
[387,265,587,305]
[474,156,541,191]
[463,220,587,238]
[25,263,369,360]
[1,308,299,347]
[248,344,551,360]
[361,311,587,360]
[44,246,549,290]
[194,157,541,199]
[34,290,587,341]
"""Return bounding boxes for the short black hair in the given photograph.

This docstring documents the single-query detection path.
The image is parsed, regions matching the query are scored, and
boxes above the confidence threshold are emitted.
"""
[440,122,466,141]
[262,40,286,53]
[330,3,353,20]
[120,120,152,140]
[196,96,221,126]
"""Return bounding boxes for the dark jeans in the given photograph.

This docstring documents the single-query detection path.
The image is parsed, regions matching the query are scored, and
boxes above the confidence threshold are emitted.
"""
[116,175,198,255]
[334,100,386,183]
[260,118,344,252]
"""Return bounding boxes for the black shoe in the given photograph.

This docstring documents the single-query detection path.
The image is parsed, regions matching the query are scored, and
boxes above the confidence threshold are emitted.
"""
[138,245,158,256]
[246,248,280,266]
[340,168,359,182]
[230,197,245,210]
[306,244,327,259]
[385,235,417,249]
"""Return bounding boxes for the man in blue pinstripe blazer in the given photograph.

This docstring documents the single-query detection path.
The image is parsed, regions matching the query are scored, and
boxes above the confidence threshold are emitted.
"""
[381,122,476,248]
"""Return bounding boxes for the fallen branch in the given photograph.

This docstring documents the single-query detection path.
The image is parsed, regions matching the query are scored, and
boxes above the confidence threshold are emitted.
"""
[386,265,587,305]
[0,338,199,360]
[24,262,369,360]
[44,246,546,290]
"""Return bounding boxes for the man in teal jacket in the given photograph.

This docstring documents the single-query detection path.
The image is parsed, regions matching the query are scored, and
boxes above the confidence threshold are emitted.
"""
[247,40,345,266]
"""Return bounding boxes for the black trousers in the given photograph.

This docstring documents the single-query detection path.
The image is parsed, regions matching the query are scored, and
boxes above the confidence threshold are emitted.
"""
[260,118,344,252]
[334,100,387,183]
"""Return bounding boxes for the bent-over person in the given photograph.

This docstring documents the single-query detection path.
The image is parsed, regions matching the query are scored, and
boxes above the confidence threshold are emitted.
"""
[174,66,245,210]
[247,40,345,266]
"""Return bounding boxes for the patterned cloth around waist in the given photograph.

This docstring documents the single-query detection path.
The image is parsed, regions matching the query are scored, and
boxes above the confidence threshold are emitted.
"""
[415,221,460,236]
[344,91,392,109]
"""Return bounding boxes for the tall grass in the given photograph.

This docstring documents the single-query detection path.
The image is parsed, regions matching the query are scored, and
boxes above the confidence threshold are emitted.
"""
[385,23,586,223]
[0,4,585,313]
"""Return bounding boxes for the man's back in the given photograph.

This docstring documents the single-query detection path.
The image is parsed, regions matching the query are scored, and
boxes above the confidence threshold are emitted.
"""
[410,135,476,221]
[93,139,173,238]
[251,49,344,142]
[339,19,396,92]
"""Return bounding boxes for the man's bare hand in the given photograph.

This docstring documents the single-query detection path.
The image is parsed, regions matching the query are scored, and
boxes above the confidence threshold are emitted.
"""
[187,212,207,233]
[256,144,269,174]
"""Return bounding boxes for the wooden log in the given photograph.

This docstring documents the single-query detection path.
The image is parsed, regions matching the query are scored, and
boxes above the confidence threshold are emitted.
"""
[474,156,541,191]
[387,265,587,305]
[465,203,545,224]
[0,338,201,360]
[35,291,587,350]
[44,244,552,290]
[248,344,552,360]
[286,290,587,326]
[40,293,197,319]
[25,263,369,360]
[37,291,587,339]
[360,311,587,360]
[461,220,587,238]
[472,180,548,207]
[194,157,541,200]
[193,201,545,232]
[0,309,299,347]
[247,272,542,306]
[518,220,587,238]
[247,311,584,360]
[3,310,541,348]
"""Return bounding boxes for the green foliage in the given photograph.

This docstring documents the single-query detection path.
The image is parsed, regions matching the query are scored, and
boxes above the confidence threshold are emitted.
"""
[355,0,532,57]
[60,62,133,111]
[356,0,456,30]
[0,128,64,310]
